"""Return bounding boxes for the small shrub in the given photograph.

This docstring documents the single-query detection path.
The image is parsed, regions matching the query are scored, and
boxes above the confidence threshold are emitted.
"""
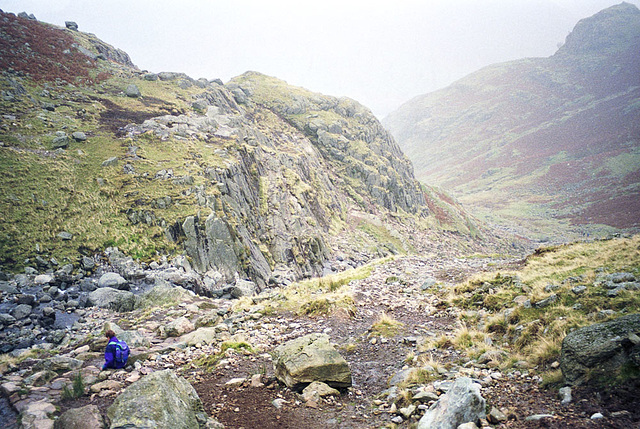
[61,373,85,400]
[72,372,85,397]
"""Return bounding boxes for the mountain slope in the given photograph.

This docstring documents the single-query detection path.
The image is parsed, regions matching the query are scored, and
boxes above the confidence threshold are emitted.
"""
[384,3,640,239]
[0,11,507,288]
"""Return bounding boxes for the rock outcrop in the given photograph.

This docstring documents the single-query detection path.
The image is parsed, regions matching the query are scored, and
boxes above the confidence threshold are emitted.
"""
[560,313,640,385]
[272,333,352,390]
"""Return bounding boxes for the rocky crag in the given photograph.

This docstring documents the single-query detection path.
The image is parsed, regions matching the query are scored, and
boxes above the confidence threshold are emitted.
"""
[0,10,508,296]
[384,3,640,240]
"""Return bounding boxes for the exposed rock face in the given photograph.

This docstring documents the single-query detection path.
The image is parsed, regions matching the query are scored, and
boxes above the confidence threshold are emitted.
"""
[0,10,479,290]
[107,369,215,429]
[417,377,486,429]
[560,313,640,385]
[272,333,352,390]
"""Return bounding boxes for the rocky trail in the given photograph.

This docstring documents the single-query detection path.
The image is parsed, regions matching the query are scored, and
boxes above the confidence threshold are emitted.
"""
[1,252,638,428]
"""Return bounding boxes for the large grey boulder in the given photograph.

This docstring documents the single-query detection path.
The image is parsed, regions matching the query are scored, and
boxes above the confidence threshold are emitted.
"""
[560,313,640,385]
[87,287,136,312]
[230,279,257,298]
[34,356,83,373]
[417,377,486,429]
[272,333,352,390]
[106,369,217,429]
[98,272,128,290]
[125,84,141,98]
[55,404,104,429]
[137,279,192,308]
[164,316,195,338]
[11,304,32,319]
[179,327,217,346]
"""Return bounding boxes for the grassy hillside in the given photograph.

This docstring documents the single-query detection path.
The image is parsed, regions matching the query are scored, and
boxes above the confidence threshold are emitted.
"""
[384,3,640,241]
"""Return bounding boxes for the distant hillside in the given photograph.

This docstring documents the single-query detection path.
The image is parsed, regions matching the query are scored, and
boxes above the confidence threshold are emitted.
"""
[0,11,508,285]
[384,3,640,240]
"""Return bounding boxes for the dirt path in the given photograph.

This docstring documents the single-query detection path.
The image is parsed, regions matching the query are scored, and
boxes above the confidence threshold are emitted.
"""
[191,255,508,428]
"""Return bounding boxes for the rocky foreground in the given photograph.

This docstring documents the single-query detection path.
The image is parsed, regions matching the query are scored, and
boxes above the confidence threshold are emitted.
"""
[0,244,638,429]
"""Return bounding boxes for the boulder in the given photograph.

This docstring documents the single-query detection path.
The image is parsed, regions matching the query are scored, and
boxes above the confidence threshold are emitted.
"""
[65,21,78,31]
[230,279,257,298]
[560,313,640,385]
[71,131,87,142]
[164,316,195,338]
[11,303,32,319]
[272,333,352,390]
[20,399,56,429]
[125,84,141,98]
[119,329,151,348]
[417,377,486,429]
[34,274,54,285]
[137,279,192,308]
[87,287,136,312]
[52,135,69,149]
[98,272,128,290]
[55,404,104,429]
[35,356,83,373]
[106,369,214,429]
[179,327,217,346]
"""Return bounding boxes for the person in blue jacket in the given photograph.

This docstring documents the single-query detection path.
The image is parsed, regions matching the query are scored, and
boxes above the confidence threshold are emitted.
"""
[102,329,127,370]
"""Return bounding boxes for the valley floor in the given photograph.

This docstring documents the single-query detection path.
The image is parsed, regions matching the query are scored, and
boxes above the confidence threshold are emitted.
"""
[46,252,639,428]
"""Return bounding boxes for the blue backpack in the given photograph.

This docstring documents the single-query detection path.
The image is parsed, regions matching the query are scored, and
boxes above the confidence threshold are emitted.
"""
[109,339,130,368]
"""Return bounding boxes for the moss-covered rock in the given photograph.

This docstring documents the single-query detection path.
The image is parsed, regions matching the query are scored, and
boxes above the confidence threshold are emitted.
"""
[561,313,640,385]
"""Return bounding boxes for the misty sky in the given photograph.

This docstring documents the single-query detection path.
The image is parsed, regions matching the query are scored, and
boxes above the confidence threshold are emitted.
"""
[2,0,638,117]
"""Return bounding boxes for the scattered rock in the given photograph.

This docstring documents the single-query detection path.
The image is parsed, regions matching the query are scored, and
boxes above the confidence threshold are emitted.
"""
[102,157,118,167]
[302,381,340,400]
[534,294,557,308]
[559,386,572,404]
[11,303,32,319]
[90,379,123,393]
[179,327,217,346]
[52,134,69,149]
[487,406,507,424]
[57,231,73,241]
